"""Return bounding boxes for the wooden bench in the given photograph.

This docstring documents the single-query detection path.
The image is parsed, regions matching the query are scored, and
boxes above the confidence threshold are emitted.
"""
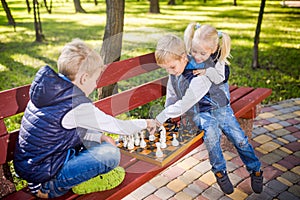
[0,52,272,200]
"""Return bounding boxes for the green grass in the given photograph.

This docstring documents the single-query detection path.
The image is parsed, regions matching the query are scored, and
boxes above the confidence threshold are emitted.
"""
[1,0,299,103]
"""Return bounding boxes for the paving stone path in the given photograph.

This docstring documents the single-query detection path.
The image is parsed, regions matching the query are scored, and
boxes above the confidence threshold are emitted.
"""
[123,98,300,200]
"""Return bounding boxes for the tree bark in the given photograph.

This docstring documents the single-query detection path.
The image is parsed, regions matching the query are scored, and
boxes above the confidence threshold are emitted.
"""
[233,0,237,6]
[26,0,31,13]
[252,0,266,69]
[43,0,52,14]
[168,0,176,5]
[1,0,16,30]
[33,0,44,42]
[98,0,125,99]
[150,0,160,13]
[73,0,86,13]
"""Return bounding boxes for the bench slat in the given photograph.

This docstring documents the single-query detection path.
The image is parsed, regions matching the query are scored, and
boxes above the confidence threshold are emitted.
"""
[0,85,30,119]
[97,53,159,88]
[231,88,272,118]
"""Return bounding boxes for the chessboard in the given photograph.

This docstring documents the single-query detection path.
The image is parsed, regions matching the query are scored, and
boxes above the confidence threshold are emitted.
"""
[117,118,204,167]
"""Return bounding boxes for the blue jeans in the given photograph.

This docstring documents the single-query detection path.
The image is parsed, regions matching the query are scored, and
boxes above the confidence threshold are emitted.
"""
[193,104,261,174]
[40,142,120,198]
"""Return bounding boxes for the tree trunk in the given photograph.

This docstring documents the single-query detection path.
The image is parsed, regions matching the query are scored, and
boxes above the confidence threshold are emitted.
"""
[43,0,52,14]
[252,0,266,69]
[233,0,237,6]
[26,0,31,13]
[98,0,125,99]
[168,0,176,5]
[1,0,16,31]
[33,0,44,42]
[73,0,86,13]
[150,0,160,13]
[94,0,98,6]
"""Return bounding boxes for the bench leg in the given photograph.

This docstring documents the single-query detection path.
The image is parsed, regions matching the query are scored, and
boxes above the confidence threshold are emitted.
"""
[0,164,16,198]
[221,118,254,153]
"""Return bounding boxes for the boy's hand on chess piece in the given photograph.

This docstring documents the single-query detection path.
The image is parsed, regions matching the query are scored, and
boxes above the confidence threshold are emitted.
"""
[146,119,158,135]
[100,135,117,147]
[193,69,206,76]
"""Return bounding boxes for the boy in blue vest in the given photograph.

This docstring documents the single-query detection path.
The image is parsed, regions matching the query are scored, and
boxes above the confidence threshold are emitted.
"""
[14,39,155,198]
[154,34,263,194]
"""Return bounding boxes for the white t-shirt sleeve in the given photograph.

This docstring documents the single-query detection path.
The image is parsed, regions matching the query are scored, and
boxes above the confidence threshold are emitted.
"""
[62,103,147,136]
[205,61,225,84]
[156,75,212,124]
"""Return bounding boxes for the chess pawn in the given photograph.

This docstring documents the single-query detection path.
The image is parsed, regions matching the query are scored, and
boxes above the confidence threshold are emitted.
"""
[172,134,179,146]
[155,142,163,158]
[140,132,147,148]
[149,134,155,142]
[123,136,128,148]
[134,132,140,146]
[127,135,135,150]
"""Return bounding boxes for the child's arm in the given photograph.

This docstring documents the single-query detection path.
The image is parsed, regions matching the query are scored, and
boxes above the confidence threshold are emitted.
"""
[156,75,212,124]
[62,103,148,136]
[205,61,225,84]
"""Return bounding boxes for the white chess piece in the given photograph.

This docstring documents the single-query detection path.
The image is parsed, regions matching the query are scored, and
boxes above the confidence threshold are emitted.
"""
[127,135,135,150]
[159,125,167,148]
[155,142,163,158]
[149,134,155,142]
[160,137,167,149]
[134,132,140,146]
[123,136,128,148]
[172,133,179,146]
[140,131,147,148]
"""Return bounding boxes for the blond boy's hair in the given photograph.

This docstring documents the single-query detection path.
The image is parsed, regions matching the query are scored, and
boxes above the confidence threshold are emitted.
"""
[57,39,104,81]
[155,34,186,65]
[184,22,232,64]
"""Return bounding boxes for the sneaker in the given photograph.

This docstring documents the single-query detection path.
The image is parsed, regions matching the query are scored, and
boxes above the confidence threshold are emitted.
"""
[72,166,125,195]
[251,171,263,193]
[215,171,234,194]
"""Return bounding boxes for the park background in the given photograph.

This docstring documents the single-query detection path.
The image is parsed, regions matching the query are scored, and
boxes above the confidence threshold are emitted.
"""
[0,0,299,190]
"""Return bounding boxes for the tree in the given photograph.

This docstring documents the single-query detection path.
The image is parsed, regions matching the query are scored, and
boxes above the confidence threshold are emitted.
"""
[150,0,160,13]
[43,0,52,14]
[168,0,176,5]
[1,0,16,31]
[99,0,125,98]
[252,0,266,69]
[73,0,86,13]
[33,0,44,42]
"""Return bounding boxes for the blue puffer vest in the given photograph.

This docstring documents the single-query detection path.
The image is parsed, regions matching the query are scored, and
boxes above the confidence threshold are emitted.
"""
[170,57,229,113]
[14,66,91,183]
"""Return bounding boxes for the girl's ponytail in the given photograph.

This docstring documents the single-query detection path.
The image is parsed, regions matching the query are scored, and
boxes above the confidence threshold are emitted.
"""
[218,32,232,65]
[184,22,197,54]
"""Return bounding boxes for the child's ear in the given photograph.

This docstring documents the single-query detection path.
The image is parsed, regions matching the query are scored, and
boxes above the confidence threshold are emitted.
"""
[80,72,89,85]
[181,53,188,62]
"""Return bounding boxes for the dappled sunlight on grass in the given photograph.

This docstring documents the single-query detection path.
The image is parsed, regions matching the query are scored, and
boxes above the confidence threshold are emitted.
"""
[11,54,46,68]
[0,64,8,72]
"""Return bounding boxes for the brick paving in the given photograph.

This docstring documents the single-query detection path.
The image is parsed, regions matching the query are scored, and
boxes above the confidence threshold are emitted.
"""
[123,98,300,200]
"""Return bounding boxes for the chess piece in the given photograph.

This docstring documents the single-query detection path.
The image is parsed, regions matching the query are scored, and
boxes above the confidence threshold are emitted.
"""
[149,134,155,142]
[140,131,147,148]
[159,126,167,148]
[172,133,179,146]
[127,135,135,150]
[155,142,163,158]
[134,132,140,146]
[123,136,128,148]
[160,137,167,149]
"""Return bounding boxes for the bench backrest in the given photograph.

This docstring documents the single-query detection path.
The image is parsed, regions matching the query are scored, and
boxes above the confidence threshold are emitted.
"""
[0,52,167,165]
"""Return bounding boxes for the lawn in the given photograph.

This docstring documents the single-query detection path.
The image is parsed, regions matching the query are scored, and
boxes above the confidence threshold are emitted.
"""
[0,0,299,103]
